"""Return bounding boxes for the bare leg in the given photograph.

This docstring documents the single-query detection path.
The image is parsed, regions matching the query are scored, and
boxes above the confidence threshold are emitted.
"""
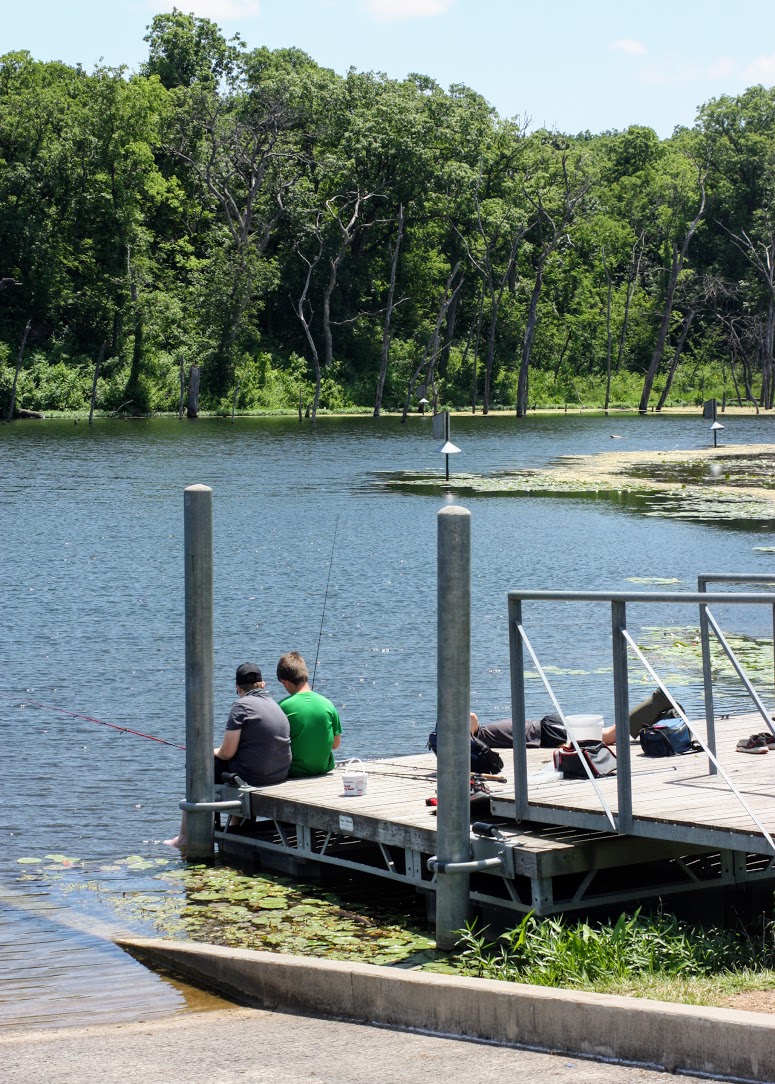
[470,711,479,736]
[163,811,187,850]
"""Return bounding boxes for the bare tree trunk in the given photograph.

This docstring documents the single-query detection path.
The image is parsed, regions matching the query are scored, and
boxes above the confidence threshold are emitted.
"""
[470,289,484,413]
[656,308,695,410]
[763,298,775,408]
[616,232,644,372]
[187,365,200,418]
[639,177,706,413]
[374,204,404,417]
[602,248,613,413]
[517,262,545,417]
[178,356,186,419]
[295,246,323,422]
[400,265,461,423]
[322,192,376,370]
[7,319,31,421]
[88,341,106,425]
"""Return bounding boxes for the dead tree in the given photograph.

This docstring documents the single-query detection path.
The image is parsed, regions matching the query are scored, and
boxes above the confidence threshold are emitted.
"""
[722,219,775,408]
[374,203,405,417]
[187,365,200,418]
[321,191,378,371]
[638,164,707,414]
[7,319,31,421]
[655,308,696,410]
[400,264,462,423]
[88,342,106,425]
[294,226,325,422]
[517,150,591,417]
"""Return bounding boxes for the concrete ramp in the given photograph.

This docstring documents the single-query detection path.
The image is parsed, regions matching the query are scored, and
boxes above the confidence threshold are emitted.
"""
[117,937,775,1082]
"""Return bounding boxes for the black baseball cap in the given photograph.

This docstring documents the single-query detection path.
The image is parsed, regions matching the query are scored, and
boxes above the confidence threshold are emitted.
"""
[236,662,262,685]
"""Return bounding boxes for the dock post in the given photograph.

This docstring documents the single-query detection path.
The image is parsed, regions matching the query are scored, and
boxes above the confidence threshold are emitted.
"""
[435,506,471,949]
[184,484,215,859]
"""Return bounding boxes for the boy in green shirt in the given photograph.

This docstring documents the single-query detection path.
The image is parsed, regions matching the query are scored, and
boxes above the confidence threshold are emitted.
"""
[277,651,342,776]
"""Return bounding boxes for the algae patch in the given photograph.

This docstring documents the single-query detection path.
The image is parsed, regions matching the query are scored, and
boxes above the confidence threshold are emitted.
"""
[371,444,775,526]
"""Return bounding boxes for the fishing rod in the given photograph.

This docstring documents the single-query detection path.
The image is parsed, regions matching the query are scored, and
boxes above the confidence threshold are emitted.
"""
[311,513,339,690]
[17,699,186,749]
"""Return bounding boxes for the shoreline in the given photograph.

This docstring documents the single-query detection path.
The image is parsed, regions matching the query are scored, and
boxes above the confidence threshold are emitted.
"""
[3,405,774,422]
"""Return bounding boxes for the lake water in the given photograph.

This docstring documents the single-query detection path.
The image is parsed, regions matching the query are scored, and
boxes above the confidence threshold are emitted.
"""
[2,411,774,1028]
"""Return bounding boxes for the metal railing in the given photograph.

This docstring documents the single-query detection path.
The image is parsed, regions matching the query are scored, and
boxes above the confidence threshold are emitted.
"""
[698,573,775,772]
[507,587,775,854]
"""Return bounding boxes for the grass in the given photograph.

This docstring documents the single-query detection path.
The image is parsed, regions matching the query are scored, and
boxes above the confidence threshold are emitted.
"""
[450,908,775,1006]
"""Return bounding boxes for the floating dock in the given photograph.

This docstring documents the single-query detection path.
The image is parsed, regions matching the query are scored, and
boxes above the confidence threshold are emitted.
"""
[215,710,775,919]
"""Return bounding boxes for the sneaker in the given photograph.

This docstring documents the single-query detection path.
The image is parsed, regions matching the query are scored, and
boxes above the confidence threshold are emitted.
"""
[757,731,775,748]
[736,733,770,754]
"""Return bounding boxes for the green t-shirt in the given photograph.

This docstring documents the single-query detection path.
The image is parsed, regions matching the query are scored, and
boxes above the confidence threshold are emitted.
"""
[279,690,342,777]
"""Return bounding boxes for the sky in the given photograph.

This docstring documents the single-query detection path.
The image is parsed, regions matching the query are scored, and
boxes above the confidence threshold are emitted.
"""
[3,1,775,138]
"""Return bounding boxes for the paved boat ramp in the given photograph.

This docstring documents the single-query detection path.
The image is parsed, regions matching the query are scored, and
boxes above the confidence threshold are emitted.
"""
[214,709,775,920]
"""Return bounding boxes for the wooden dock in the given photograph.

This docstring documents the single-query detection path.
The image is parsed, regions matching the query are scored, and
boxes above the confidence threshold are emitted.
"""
[215,711,775,917]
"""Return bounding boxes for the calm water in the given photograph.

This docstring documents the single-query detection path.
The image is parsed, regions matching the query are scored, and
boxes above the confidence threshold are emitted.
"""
[2,411,774,1027]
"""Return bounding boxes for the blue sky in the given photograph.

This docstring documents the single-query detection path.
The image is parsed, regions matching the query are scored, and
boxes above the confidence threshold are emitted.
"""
[3,1,775,138]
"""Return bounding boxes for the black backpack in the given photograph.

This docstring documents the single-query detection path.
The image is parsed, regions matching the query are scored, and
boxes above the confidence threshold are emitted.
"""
[427,731,504,775]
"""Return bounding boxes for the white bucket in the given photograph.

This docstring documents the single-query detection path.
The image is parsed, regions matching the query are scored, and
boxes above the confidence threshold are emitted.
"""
[564,713,604,743]
[342,758,368,796]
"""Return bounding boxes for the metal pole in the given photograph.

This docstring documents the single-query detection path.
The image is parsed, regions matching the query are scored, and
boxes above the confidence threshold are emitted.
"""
[697,576,717,775]
[611,600,632,832]
[508,596,528,822]
[184,484,215,859]
[435,505,471,949]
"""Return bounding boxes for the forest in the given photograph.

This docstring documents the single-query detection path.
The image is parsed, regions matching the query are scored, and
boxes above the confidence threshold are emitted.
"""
[2,9,775,421]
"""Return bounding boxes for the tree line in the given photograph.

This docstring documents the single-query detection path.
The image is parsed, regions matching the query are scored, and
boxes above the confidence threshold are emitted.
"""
[2,9,775,421]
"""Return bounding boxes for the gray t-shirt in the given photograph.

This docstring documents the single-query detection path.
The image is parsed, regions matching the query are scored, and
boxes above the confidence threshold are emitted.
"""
[224,689,291,785]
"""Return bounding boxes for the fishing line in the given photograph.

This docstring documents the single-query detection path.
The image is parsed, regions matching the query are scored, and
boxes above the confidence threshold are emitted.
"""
[311,513,340,690]
[17,699,186,749]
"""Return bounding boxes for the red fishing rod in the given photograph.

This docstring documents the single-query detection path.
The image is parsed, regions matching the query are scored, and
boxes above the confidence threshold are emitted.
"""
[18,699,186,750]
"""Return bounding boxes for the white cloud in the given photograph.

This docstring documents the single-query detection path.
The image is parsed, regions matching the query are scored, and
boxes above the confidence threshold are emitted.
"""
[362,0,453,21]
[609,39,648,57]
[744,52,775,83]
[153,0,260,19]
[708,57,736,80]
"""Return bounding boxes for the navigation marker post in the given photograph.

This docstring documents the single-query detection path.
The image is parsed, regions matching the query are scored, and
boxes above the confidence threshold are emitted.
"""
[433,410,460,482]
[711,420,725,448]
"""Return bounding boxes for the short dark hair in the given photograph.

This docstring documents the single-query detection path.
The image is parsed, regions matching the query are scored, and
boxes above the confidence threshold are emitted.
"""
[276,651,308,686]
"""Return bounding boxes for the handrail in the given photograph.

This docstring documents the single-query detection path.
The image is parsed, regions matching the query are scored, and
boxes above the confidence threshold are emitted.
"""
[697,574,775,773]
[507,586,775,855]
[622,629,775,853]
[518,623,617,831]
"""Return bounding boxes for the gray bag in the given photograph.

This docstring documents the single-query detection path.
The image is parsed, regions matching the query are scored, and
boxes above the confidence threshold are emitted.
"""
[628,689,682,738]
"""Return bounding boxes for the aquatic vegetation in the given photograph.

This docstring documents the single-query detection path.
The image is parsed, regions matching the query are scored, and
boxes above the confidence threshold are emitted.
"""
[453,910,775,1002]
[626,577,682,585]
[639,625,774,686]
[14,857,440,967]
[371,446,775,527]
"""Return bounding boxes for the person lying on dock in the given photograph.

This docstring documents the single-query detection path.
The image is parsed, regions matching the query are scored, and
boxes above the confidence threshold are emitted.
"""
[276,651,342,776]
[470,712,617,748]
[164,662,291,850]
